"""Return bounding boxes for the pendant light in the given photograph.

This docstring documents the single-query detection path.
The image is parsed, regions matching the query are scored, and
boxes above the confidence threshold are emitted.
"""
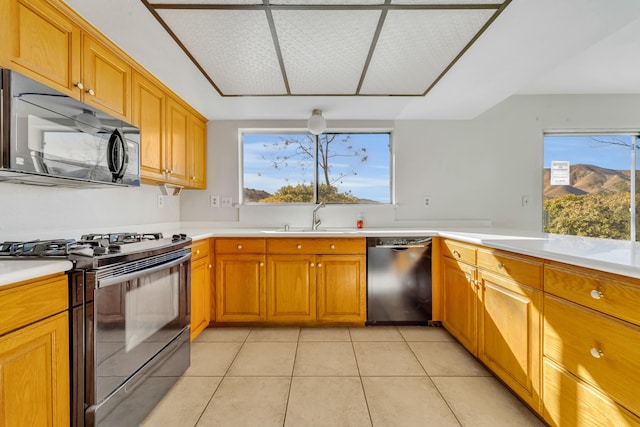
[307,109,326,135]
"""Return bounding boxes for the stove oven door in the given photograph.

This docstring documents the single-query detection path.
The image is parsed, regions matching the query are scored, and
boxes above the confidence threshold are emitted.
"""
[85,252,191,427]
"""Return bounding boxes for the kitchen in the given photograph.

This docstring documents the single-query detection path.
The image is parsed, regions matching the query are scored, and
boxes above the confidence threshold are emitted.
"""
[1,0,640,426]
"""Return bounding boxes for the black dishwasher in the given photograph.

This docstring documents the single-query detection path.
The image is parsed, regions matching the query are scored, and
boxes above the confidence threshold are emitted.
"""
[366,237,432,325]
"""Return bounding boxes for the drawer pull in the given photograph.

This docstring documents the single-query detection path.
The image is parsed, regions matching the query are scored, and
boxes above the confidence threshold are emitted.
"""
[590,347,604,359]
[237,244,243,250]
[297,244,302,250]
[590,289,603,300]
[452,249,460,257]
[330,244,336,250]
[497,263,504,269]
[196,249,201,255]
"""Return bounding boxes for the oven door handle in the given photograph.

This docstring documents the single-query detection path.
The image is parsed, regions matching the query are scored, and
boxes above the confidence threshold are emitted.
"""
[96,253,191,288]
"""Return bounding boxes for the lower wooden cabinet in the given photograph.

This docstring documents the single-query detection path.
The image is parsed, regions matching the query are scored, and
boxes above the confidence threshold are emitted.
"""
[543,358,640,427]
[190,239,212,341]
[213,237,365,325]
[0,272,70,427]
[441,256,478,355]
[478,269,542,411]
[316,255,366,323]
[215,254,266,322]
[267,255,316,322]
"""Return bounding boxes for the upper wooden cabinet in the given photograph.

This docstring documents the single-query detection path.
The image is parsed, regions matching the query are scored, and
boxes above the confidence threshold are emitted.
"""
[133,71,166,182]
[81,33,131,121]
[189,115,207,189]
[1,0,208,188]
[1,0,131,121]
[0,0,81,97]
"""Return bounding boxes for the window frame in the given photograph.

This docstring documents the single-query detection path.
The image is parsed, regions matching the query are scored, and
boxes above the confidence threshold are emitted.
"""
[239,128,395,206]
[542,130,640,241]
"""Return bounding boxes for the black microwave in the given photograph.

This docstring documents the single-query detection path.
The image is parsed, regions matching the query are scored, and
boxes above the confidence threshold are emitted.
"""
[0,69,140,187]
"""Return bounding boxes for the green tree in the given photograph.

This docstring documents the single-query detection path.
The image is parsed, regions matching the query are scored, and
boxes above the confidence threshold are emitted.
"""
[260,183,360,204]
[260,133,368,203]
[544,192,630,239]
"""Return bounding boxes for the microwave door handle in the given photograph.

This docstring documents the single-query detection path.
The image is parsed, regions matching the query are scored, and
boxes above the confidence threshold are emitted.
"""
[107,128,128,181]
[96,253,191,288]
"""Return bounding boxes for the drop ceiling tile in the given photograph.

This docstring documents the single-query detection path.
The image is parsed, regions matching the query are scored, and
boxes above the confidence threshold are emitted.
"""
[360,9,494,95]
[391,0,504,4]
[272,10,380,94]
[271,0,384,4]
[157,10,286,95]
[150,0,262,4]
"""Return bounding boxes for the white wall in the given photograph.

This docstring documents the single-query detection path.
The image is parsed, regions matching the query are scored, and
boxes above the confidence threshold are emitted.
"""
[3,93,639,241]
[0,182,181,240]
[180,94,640,231]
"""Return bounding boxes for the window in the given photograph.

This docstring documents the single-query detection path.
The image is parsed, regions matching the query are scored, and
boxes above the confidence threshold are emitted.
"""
[543,133,639,241]
[242,131,391,204]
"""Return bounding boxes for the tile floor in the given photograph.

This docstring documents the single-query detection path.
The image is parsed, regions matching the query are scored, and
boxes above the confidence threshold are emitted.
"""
[142,326,544,427]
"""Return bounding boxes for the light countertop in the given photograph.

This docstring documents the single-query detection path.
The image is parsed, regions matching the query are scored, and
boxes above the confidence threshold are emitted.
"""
[0,260,73,288]
[181,226,640,279]
[2,227,640,287]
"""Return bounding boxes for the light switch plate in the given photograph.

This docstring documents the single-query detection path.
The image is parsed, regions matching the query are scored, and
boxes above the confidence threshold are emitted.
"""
[221,196,233,207]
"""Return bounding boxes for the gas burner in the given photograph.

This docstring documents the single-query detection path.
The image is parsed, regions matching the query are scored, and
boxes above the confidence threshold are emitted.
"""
[0,239,78,256]
[79,232,164,245]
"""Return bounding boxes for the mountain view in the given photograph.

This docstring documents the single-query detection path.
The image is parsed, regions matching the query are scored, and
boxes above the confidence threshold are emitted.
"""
[543,164,630,199]
[544,164,635,240]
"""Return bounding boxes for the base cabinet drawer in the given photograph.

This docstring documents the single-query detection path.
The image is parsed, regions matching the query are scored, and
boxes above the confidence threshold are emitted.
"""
[544,294,640,416]
[543,358,640,427]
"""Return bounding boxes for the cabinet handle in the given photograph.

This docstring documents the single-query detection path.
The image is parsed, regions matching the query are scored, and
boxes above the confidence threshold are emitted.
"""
[590,289,603,300]
[86,88,95,96]
[590,347,604,359]
[237,244,243,250]
[196,249,200,255]
[330,244,336,250]
[296,244,302,250]
[310,262,315,267]
[452,249,460,257]
[74,82,84,90]
[497,263,504,269]
[259,262,264,267]
[317,263,322,268]
[192,176,196,180]
[208,264,212,269]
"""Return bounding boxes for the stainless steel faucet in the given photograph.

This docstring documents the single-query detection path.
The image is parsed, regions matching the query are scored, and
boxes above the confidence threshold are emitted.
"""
[312,202,326,230]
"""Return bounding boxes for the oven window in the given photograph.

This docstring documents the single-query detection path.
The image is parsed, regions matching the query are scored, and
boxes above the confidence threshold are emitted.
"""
[125,267,180,351]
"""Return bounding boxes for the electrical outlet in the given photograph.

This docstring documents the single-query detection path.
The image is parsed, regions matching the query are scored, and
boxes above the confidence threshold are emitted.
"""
[210,195,220,208]
[424,196,431,206]
[221,196,233,207]
[522,195,529,208]
[157,194,165,209]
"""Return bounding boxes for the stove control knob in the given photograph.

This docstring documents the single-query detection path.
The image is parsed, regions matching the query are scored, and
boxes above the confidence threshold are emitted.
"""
[93,246,107,255]
[108,244,122,253]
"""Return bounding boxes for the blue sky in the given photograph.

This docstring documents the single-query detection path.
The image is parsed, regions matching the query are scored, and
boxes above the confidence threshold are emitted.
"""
[543,135,636,170]
[243,132,390,202]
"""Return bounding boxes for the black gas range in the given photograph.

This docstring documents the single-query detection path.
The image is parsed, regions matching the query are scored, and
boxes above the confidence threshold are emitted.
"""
[1,232,193,427]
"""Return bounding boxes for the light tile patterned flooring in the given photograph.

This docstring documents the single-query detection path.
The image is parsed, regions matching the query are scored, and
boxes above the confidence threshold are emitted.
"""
[142,326,544,427]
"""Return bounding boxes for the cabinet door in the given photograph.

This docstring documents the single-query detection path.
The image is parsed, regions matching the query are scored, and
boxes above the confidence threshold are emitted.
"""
[216,254,266,322]
[188,116,207,189]
[442,257,478,355]
[165,97,190,186]
[267,255,316,322]
[133,71,166,183]
[317,255,366,323]
[0,0,81,97]
[478,269,542,411]
[82,34,131,121]
[0,312,70,426]
[191,256,211,341]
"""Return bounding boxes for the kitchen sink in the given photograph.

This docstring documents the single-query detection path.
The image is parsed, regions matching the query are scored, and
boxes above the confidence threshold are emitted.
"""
[261,228,360,234]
